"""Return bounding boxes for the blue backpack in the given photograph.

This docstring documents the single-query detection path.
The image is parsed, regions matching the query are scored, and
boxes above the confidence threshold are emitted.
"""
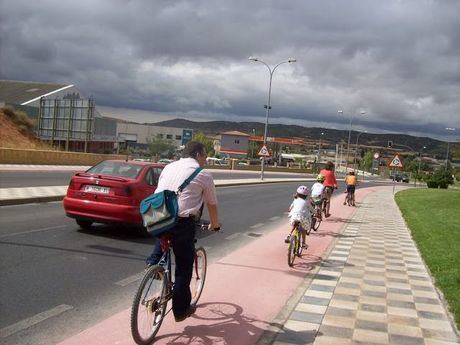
[140,167,202,236]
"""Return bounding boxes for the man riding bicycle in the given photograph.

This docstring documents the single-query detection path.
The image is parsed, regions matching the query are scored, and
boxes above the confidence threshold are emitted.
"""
[319,161,337,217]
[145,141,220,322]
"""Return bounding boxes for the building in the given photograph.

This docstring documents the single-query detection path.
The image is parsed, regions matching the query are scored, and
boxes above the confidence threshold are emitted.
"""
[0,80,117,153]
[116,121,193,152]
[216,131,251,158]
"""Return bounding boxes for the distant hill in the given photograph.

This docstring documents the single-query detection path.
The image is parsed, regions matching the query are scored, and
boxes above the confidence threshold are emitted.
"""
[150,118,455,158]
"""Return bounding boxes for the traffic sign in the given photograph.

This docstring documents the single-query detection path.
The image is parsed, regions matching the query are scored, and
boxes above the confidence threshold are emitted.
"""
[373,153,380,159]
[389,154,403,168]
[258,145,270,157]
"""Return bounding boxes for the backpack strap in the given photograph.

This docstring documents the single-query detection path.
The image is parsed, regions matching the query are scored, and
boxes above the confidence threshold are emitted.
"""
[177,167,202,193]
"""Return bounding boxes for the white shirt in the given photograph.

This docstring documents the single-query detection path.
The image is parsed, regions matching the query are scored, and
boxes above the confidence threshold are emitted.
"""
[288,197,313,229]
[311,182,325,198]
[155,158,218,217]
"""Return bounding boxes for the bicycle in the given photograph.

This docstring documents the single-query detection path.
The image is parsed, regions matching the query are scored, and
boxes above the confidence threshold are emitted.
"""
[344,187,356,206]
[310,199,324,232]
[130,224,215,345]
[287,221,304,267]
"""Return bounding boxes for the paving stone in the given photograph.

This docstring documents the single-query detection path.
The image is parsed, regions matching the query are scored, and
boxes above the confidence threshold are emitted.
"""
[388,334,425,345]
[301,296,330,306]
[290,310,325,324]
[355,319,388,332]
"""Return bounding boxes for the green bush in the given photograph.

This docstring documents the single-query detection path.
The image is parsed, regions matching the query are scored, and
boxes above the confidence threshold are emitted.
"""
[426,180,439,188]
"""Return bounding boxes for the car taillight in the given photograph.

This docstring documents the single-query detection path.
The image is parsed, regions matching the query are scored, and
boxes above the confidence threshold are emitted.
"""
[116,186,132,196]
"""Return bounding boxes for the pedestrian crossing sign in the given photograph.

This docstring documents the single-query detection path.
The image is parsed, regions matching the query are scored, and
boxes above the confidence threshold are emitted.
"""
[389,154,403,168]
[258,145,270,157]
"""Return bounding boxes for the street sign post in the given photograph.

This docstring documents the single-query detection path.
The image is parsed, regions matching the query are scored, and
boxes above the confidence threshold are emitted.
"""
[258,145,270,157]
[389,154,404,194]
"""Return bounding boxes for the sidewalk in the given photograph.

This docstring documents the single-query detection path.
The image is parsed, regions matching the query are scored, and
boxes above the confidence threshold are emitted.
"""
[56,186,459,345]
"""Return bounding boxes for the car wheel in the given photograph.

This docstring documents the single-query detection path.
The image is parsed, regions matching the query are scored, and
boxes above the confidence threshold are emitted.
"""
[76,219,93,230]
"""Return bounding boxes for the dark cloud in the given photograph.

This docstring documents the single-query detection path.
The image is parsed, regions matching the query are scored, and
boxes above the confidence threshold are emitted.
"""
[1,0,459,140]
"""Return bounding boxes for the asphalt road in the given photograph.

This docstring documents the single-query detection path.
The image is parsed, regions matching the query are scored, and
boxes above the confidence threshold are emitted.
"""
[0,169,309,188]
[0,182,312,345]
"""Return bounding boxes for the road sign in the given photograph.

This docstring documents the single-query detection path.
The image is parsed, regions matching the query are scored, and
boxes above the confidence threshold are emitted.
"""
[258,145,270,157]
[389,154,403,168]
[373,153,380,159]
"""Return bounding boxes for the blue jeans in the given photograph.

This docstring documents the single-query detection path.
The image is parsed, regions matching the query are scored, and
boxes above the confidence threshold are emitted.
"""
[146,218,196,317]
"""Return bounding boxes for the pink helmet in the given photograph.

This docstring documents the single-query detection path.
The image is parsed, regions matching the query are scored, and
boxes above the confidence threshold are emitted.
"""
[296,185,309,196]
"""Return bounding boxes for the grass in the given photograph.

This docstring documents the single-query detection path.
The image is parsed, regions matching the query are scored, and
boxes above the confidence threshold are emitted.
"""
[395,188,460,329]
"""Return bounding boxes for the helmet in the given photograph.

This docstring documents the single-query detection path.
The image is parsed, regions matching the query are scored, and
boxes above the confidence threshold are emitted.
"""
[296,185,309,196]
[316,174,325,182]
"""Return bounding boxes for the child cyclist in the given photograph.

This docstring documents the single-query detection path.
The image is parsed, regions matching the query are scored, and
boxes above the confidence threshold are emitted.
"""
[285,186,314,248]
[310,174,326,222]
[344,171,358,206]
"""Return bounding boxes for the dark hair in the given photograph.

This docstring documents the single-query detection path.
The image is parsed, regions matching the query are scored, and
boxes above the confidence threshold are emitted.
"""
[324,161,334,170]
[296,193,307,200]
[182,141,206,159]
[350,171,355,175]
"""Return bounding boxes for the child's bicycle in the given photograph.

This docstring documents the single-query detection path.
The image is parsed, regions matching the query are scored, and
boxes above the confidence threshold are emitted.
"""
[130,223,218,345]
[310,199,324,232]
[287,221,304,267]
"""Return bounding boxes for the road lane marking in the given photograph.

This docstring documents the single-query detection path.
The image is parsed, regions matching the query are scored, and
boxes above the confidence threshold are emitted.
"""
[115,272,144,286]
[225,233,240,240]
[0,225,67,238]
[250,223,264,229]
[269,216,281,221]
[0,304,73,338]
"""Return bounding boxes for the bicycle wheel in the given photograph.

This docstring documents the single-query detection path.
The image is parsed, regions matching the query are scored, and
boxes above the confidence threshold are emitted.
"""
[312,214,321,231]
[287,232,297,267]
[131,266,168,345]
[190,247,207,306]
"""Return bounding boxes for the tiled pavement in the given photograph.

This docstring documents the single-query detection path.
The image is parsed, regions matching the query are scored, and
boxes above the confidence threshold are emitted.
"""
[272,189,460,345]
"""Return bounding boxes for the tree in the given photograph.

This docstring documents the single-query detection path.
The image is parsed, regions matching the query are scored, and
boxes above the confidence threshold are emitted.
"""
[147,134,176,160]
[193,131,215,156]
[360,150,373,171]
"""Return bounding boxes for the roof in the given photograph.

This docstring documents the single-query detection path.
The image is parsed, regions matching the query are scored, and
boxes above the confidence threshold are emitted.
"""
[0,80,72,105]
[220,131,250,137]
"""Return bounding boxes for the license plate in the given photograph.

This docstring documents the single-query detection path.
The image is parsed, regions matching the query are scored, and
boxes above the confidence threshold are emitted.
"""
[84,185,110,194]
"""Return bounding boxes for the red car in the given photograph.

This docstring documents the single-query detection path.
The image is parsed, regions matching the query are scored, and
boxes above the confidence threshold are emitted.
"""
[63,160,164,231]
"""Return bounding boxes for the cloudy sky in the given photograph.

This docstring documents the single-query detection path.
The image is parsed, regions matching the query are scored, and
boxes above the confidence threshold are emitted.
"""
[1,0,459,141]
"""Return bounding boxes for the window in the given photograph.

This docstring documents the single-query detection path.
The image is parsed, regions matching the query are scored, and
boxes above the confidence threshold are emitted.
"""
[145,167,163,186]
[176,135,182,140]
[166,134,173,139]
[234,139,240,144]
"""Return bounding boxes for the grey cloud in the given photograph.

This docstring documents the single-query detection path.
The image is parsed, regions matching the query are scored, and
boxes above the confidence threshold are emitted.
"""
[1,0,459,140]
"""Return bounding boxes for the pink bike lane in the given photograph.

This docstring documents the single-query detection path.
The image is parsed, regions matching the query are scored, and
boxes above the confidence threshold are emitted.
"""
[59,187,377,345]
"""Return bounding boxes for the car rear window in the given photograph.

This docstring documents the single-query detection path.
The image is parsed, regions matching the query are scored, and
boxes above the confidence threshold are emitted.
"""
[87,161,142,178]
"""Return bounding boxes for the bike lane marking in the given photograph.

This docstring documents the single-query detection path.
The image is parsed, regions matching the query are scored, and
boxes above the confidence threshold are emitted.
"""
[58,187,377,345]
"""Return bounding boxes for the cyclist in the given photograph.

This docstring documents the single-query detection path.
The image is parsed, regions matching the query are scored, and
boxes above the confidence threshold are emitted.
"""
[284,186,314,248]
[145,141,220,322]
[311,174,326,220]
[319,161,337,217]
[344,171,358,206]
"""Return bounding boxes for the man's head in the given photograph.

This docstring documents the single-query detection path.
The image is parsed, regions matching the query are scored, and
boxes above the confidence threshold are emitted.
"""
[182,141,207,167]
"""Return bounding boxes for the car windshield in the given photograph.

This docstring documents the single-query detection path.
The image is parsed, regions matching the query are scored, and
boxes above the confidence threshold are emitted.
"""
[86,161,142,178]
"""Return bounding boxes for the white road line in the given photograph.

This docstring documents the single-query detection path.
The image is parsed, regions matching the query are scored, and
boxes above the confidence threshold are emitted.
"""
[115,272,144,287]
[250,223,264,229]
[0,225,67,239]
[0,304,73,338]
[224,233,240,240]
[269,216,281,221]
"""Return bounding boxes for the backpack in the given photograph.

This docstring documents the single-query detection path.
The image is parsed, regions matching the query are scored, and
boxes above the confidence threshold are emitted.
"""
[139,167,202,236]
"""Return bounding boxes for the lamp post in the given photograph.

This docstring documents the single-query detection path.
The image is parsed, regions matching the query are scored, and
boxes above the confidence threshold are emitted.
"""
[251,128,256,158]
[338,109,366,173]
[416,146,426,187]
[249,56,296,180]
[318,132,324,167]
[445,127,456,169]
[353,130,367,171]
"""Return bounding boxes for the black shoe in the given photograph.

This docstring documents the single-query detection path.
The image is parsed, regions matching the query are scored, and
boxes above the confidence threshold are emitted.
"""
[284,235,291,244]
[174,305,197,322]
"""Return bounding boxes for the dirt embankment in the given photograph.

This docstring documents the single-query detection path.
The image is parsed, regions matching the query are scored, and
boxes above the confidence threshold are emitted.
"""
[0,107,52,150]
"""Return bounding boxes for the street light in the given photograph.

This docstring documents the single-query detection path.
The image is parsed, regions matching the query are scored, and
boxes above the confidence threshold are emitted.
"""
[445,127,456,169]
[416,146,426,187]
[353,130,367,171]
[251,128,256,158]
[249,56,296,180]
[338,109,366,172]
